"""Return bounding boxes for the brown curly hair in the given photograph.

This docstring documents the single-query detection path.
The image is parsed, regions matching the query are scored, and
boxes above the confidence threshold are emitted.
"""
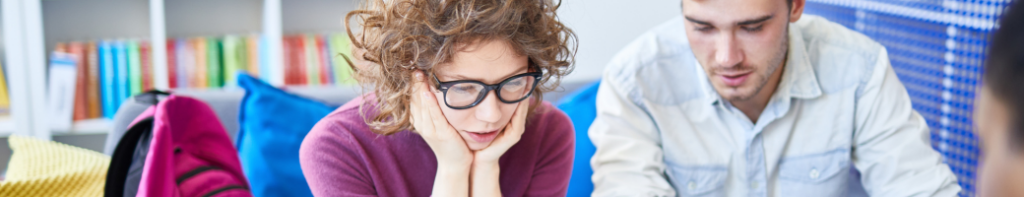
[343,0,578,135]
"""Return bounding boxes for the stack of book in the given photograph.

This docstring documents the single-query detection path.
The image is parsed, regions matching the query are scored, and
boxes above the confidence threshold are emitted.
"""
[52,41,145,120]
[49,33,356,121]
[282,33,356,86]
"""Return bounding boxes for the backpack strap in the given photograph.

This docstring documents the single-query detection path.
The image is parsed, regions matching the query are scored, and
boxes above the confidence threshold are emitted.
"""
[104,117,154,197]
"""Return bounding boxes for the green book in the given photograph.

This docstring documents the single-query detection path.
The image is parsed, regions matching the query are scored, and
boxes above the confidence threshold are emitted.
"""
[304,35,320,86]
[330,34,355,84]
[207,37,223,88]
[127,40,142,95]
[221,36,240,88]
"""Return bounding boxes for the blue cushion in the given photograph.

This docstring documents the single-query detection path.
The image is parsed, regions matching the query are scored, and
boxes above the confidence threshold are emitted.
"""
[555,80,601,197]
[237,73,333,197]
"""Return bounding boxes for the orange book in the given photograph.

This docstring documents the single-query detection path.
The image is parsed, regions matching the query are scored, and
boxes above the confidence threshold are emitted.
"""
[69,42,89,121]
[54,43,68,53]
[246,35,260,77]
[194,38,208,88]
[85,42,102,119]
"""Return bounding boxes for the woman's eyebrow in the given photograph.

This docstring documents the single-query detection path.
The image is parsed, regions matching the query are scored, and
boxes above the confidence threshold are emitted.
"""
[443,67,530,83]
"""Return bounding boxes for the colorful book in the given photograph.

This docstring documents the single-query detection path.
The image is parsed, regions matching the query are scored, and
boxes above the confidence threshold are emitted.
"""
[176,39,192,88]
[115,40,129,108]
[127,40,142,96]
[207,37,223,88]
[0,58,10,116]
[304,35,321,86]
[330,34,356,84]
[140,41,152,91]
[47,52,78,130]
[283,36,298,85]
[194,38,208,88]
[246,35,260,77]
[221,36,241,88]
[69,42,89,121]
[318,35,334,85]
[86,42,101,119]
[166,39,178,89]
[100,41,117,119]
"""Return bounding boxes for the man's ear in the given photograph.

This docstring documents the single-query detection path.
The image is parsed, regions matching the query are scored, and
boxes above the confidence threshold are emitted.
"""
[789,0,806,22]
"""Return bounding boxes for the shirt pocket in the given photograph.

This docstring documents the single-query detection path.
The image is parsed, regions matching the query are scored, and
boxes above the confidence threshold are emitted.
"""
[778,149,851,196]
[665,163,728,197]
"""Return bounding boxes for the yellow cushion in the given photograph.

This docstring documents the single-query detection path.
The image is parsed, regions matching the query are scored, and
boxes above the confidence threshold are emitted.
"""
[0,135,111,196]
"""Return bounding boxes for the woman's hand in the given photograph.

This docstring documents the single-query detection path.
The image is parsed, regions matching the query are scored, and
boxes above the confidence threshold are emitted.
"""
[470,96,530,197]
[473,97,530,164]
[410,70,471,197]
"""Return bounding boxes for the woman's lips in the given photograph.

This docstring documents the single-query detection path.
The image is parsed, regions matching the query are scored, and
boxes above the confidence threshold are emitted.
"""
[720,72,751,87]
[466,129,501,143]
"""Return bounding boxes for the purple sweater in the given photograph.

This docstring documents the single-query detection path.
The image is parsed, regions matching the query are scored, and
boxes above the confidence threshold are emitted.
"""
[299,95,575,196]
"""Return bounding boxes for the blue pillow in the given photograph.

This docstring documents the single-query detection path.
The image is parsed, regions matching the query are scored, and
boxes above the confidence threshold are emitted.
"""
[556,80,601,197]
[237,73,333,197]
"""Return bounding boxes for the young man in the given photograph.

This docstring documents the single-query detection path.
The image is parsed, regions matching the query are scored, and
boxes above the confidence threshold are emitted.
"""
[974,2,1024,197]
[589,0,961,196]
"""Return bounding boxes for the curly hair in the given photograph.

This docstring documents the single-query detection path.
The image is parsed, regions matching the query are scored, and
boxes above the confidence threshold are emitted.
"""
[343,0,578,135]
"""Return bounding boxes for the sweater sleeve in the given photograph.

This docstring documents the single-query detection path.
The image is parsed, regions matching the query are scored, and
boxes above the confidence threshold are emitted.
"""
[524,107,576,196]
[299,120,378,197]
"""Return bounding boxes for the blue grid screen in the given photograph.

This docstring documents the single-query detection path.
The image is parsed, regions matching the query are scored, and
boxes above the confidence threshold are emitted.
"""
[804,0,1012,196]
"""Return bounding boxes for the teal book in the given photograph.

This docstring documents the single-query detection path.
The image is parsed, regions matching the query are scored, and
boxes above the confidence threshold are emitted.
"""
[99,41,117,119]
[114,40,129,109]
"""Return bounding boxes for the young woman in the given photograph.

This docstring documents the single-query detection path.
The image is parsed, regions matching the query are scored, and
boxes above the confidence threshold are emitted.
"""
[298,0,578,196]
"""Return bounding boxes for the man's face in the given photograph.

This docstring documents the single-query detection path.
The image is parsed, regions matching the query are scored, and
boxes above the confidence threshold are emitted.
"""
[974,86,1024,197]
[682,0,800,101]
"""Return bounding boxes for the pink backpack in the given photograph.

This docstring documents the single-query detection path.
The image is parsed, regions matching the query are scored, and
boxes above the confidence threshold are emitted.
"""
[106,92,252,197]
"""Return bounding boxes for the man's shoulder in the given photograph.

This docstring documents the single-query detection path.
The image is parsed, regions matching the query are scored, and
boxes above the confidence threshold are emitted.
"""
[603,16,708,106]
[795,15,889,95]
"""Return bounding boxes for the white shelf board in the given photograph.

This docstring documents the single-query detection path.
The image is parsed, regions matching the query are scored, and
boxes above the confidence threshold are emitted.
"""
[0,117,13,136]
[51,118,111,136]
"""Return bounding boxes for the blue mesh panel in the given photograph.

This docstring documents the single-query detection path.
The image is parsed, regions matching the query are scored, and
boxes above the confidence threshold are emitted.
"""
[805,0,1012,196]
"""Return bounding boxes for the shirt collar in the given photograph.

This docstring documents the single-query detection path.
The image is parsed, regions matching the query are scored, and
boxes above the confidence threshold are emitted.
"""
[704,24,823,106]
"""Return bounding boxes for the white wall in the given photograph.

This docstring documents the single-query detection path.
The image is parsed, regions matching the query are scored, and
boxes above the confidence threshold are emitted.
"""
[556,0,682,83]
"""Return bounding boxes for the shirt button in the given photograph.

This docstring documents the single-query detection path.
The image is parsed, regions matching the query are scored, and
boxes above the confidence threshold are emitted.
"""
[810,168,821,179]
[750,181,759,189]
[688,181,696,190]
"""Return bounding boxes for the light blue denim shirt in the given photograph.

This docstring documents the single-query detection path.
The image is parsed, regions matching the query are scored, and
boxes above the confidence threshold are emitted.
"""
[589,15,961,197]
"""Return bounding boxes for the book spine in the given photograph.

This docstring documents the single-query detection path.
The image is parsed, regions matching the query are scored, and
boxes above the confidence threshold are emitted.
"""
[70,42,89,121]
[304,35,320,86]
[86,42,101,119]
[100,41,117,119]
[166,39,178,89]
[115,40,129,110]
[318,34,333,85]
[128,40,142,96]
[140,41,153,91]
[247,35,260,77]
[194,38,208,88]
[207,37,221,88]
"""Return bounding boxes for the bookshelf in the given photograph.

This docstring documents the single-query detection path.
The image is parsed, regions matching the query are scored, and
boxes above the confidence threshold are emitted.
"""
[0,0,362,140]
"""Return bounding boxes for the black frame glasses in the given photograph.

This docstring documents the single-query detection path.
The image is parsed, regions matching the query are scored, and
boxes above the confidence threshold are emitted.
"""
[433,72,543,109]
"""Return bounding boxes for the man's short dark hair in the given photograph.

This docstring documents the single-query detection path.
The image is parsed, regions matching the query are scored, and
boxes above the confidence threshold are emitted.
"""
[984,2,1024,150]
[681,0,794,10]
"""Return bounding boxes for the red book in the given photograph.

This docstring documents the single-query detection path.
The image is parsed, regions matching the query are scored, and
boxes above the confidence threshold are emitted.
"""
[295,36,308,85]
[85,42,101,119]
[166,39,178,89]
[316,35,330,85]
[283,37,296,85]
[140,41,153,91]
[69,42,89,121]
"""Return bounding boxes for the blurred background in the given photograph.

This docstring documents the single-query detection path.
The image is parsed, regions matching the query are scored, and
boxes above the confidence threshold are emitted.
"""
[0,0,1012,196]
